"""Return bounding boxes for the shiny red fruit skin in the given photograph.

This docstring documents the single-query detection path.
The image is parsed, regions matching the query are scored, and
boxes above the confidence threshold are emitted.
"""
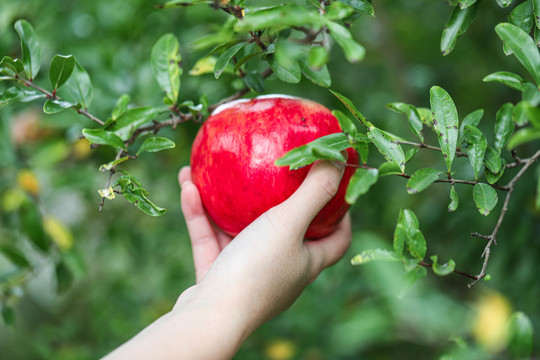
[190,95,358,239]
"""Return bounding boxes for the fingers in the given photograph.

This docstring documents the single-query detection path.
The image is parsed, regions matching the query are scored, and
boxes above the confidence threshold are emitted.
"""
[304,213,352,277]
[179,168,222,283]
[276,160,345,232]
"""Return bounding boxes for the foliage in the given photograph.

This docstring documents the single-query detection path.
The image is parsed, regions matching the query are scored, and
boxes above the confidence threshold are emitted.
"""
[0,0,539,359]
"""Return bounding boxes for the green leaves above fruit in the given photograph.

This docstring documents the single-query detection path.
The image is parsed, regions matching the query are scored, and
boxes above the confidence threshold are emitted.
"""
[14,19,41,80]
[430,86,459,173]
[151,33,182,105]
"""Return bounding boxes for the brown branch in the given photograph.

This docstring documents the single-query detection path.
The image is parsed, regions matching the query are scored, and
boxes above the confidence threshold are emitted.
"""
[467,148,540,287]
[396,140,468,158]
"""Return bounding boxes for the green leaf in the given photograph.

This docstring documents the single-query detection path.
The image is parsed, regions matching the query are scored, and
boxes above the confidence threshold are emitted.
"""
[325,1,355,20]
[495,23,540,86]
[496,0,513,7]
[275,133,350,170]
[379,161,402,176]
[330,90,370,128]
[136,137,176,156]
[457,0,478,9]
[82,129,125,149]
[20,199,50,252]
[463,125,487,180]
[473,183,498,216]
[0,56,24,75]
[99,156,130,172]
[151,33,182,104]
[508,1,534,33]
[430,255,456,276]
[269,56,301,84]
[430,86,459,172]
[64,60,93,109]
[394,209,426,259]
[332,110,357,135]
[448,185,459,212]
[350,249,398,265]
[190,56,218,76]
[337,0,375,16]
[299,60,331,88]
[233,5,324,32]
[346,167,378,204]
[0,245,30,267]
[14,19,41,80]
[0,87,45,109]
[243,71,265,93]
[43,99,76,114]
[55,260,74,294]
[405,148,419,162]
[368,127,406,172]
[534,0,540,29]
[308,46,328,68]
[441,3,479,55]
[214,42,246,79]
[507,312,534,360]
[406,168,443,194]
[386,102,424,142]
[112,94,130,121]
[494,103,516,153]
[524,102,540,128]
[327,21,365,63]
[49,54,75,90]
[107,106,160,141]
[355,140,369,165]
[485,158,506,184]
[507,127,540,149]
[458,108,483,146]
[484,146,502,173]
[483,71,525,91]
[114,176,167,216]
[522,82,540,106]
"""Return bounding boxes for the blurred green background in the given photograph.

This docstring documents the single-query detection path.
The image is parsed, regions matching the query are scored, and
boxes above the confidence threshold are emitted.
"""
[0,0,539,359]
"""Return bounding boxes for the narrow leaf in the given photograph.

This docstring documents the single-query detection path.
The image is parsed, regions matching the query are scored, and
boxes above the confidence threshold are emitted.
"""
[350,249,398,265]
[386,102,424,142]
[99,156,130,172]
[441,3,479,55]
[345,167,378,204]
[136,137,175,156]
[0,245,30,267]
[463,125,487,180]
[330,90,370,128]
[368,127,406,172]
[214,42,246,79]
[507,127,540,149]
[473,183,498,216]
[82,129,125,149]
[494,103,516,153]
[430,255,456,276]
[430,86,459,172]
[327,21,365,62]
[49,54,75,90]
[299,60,331,88]
[394,209,426,259]
[495,23,540,86]
[483,71,525,91]
[112,94,130,120]
[151,33,182,103]
[448,185,459,212]
[332,110,357,135]
[14,20,41,80]
[406,168,443,194]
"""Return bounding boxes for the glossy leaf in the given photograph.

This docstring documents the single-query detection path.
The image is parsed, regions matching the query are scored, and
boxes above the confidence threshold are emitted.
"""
[524,102,540,128]
[214,42,246,79]
[337,0,375,17]
[406,168,443,194]
[243,71,265,93]
[269,56,301,84]
[430,255,456,276]
[82,129,125,149]
[0,87,45,109]
[355,140,369,165]
[448,185,459,212]
[441,3,479,55]
[329,90,370,128]
[507,312,534,360]
[430,86,459,172]
[332,110,357,136]
[49,54,75,90]
[473,183,498,216]
[463,125,487,180]
[234,5,325,32]
[299,60,331,87]
[0,56,24,75]
[386,102,424,142]
[112,94,130,120]
[378,161,402,176]
[43,99,76,114]
[114,176,167,216]
[507,127,540,149]
[485,158,506,184]
[368,127,406,172]
[350,249,398,266]
[495,23,540,86]
[494,103,515,153]
[394,209,426,259]
[327,21,366,63]
[484,146,502,173]
[346,167,378,204]
[151,33,182,103]
[508,1,534,33]
[107,106,160,141]
[275,133,350,170]
[458,108,483,146]
[64,60,93,109]
[136,137,175,156]
[483,71,525,91]
[14,20,41,80]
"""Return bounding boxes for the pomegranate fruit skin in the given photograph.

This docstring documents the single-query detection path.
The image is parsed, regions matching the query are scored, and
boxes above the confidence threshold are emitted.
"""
[190,95,358,239]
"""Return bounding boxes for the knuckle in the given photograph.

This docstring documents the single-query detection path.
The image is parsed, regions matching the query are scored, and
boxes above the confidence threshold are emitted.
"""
[316,173,340,200]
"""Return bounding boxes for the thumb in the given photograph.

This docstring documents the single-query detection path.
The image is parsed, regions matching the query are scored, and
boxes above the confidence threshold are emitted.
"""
[276,160,345,230]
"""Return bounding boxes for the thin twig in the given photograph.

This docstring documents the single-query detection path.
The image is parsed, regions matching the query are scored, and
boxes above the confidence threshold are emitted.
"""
[468,148,540,287]
[397,140,468,158]
[99,149,124,212]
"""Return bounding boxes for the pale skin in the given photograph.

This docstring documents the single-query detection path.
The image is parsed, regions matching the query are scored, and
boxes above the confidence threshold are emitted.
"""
[103,160,352,360]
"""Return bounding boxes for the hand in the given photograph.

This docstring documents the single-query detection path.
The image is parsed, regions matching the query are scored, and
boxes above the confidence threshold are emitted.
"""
[178,160,351,332]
